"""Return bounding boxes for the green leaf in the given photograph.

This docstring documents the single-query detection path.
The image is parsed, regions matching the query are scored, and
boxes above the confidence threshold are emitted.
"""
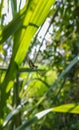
[47,55,79,93]
[15,103,79,130]
[3,101,29,127]
[3,0,55,93]
[0,0,55,121]
[10,0,17,16]
[0,4,27,43]
[52,103,79,114]
[3,103,79,129]
[14,0,55,65]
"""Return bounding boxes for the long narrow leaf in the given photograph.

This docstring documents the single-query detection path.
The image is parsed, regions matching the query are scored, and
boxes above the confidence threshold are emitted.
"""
[0,4,27,43]
[46,55,79,93]
[15,103,79,130]
[52,103,79,114]
[0,0,55,121]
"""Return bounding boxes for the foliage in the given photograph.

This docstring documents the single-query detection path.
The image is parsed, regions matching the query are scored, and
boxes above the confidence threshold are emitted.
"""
[0,0,79,130]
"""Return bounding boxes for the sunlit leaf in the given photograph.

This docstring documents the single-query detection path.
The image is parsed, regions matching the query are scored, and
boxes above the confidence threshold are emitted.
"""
[52,103,79,114]
[15,103,79,130]
[0,0,55,121]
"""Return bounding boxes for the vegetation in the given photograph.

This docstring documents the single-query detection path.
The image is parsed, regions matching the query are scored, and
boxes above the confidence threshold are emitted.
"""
[0,0,79,129]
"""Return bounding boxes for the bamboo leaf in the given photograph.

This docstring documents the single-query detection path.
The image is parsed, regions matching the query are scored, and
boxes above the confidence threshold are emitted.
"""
[47,55,79,93]
[3,101,29,127]
[3,103,79,129]
[52,103,79,114]
[0,2,28,43]
[11,0,17,16]
[14,0,55,65]
[15,103,79,130]
[0,0,55,121]
[1,0,55,92]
